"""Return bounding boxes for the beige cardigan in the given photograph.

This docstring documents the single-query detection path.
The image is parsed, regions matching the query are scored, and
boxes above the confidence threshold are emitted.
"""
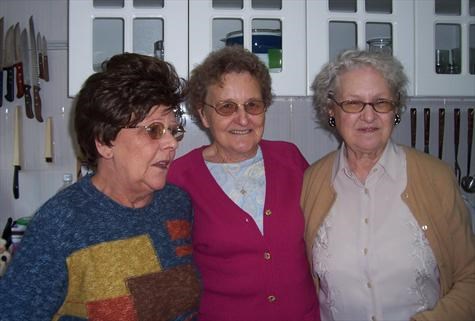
[301,146,475,321]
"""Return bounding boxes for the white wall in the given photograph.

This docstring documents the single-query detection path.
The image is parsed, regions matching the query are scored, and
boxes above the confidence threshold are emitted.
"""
[1,0,474,232]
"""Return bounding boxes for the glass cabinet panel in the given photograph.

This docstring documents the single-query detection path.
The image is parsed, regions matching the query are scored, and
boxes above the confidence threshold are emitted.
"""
[133,0,164,8]
[366,22,392,55]
[93,18,124,71]
[329,21,356,60]
[435,23,461,74]
[213,0,243,9]
[93,0,124,7]
[434,0,461,15]
[133,18,164,57]
[329,0,356,12]
[365,0,392,14]
[470,0,475,15]
[252,19,282,72]
[470,24,475,74]
[252,0,281,10]
[213,18,243,51]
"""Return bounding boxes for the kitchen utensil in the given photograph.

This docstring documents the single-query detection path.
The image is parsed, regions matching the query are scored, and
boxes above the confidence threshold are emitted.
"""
[37,32,44,79]
[410,108,417,148]
[0,17,4,107]
[3,25,15,102]
[21,28,34,119]
[438,108,445,159]
[29,16,43,122]
[14,23,24,98]
[13,106,22,199]
[44,117,53,162]
[461,108,475,193]
[42,35,49,81]
[424,108,430,154]
[367,38,392,55]
[454,108,462,185]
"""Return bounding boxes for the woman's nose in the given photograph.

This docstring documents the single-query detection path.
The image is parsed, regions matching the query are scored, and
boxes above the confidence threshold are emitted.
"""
[360,103,377,121]
[235,106,250,125]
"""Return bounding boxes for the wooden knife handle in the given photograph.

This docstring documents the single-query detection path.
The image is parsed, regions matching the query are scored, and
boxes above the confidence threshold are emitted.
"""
[454,108,460,154]
[438,108,445,159]
[38,52,44,80]
[24,85,34,119]
[33,85,43,122]
[424,108,430,153]
[43,55,49,82]
[5,66,15,102]
[15,62,25,98]
[410,108,417,148]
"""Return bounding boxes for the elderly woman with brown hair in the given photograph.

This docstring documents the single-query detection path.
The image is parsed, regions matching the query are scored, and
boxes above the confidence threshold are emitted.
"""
[0,53,201,321]
[301,49,475,321]
[168,45,319,321]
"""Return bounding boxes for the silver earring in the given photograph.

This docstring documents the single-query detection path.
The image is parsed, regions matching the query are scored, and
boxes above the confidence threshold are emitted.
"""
[328,116,336,127]
[394,113,401,126]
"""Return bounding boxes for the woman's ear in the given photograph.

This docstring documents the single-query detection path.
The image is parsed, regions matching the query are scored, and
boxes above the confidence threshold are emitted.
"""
[95,139,113,159]
[198,107,211,129]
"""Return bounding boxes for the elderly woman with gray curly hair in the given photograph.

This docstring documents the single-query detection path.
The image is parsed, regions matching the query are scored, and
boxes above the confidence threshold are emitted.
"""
[301,49,475,321]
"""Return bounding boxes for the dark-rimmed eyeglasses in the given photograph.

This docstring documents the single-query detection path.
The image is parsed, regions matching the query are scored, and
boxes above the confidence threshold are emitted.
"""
[328,95,396,113]
[203,100,267,116]
[123,122,185,141]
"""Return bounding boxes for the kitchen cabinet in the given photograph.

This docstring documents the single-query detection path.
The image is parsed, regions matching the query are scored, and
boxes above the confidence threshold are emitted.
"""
[189,0,306,96]
[68,0,188,97]
[306,0,415,96]
[414,0,475,96]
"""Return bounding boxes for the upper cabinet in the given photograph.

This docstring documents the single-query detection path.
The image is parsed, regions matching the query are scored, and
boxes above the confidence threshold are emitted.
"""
[68,0,188,97]
[189,0,307,96]
[307,0,416,96]
[414,0,475,96]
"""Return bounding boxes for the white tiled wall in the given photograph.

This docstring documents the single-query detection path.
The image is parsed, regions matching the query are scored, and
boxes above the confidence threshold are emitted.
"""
[1,0,474,232]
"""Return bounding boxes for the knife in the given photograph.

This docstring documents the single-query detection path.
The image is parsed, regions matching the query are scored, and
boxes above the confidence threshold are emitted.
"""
[438,108,445,159]
[424,108,430,154]
[29,16,43,122]
[0,17,4,107]
[21,28,34,119]
[13,106,22,199]
[42,35,49,81]
[37,32,44,80]
[3,25,15,102]
[410,108,417,148]
[14,23,24,98]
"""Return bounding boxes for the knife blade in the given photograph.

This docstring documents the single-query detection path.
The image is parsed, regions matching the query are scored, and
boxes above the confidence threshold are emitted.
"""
[29,16,43,122]
[410,108,417,148]
[3,25,15,102]
[14,23,24,98]
[37,32,44,80]
[424,108,430,154]
[0,17,4,107]
[42,35,49,81]
[13,106,22,199]
[21,28,34,119]
[438,108,445,159]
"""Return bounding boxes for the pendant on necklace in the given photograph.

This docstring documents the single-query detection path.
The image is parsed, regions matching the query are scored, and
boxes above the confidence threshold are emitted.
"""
[240,187,247,195]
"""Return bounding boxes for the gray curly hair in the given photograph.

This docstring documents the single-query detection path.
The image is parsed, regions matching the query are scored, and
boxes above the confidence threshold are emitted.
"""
[310,49,408,132]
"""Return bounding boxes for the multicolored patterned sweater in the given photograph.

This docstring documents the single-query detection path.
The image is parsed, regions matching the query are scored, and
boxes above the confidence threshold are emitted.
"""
[0,175,201,321]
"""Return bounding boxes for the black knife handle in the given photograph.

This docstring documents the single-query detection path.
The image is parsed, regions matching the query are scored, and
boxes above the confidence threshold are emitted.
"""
[424,108,430,154]
[13,165,20,199]
[0,70,3,107]
[438,108,445,159]
[15,62,25,98]
[24,84,34,119]
[33,85,43,122]
[5,66,15,102]
[454,108,460,155]
[467,108,474,173]
[44,55,50,81]
[410,108,417,148]
[39,52,44,80]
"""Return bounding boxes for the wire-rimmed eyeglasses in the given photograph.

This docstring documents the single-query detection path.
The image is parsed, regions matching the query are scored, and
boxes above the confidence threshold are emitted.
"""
[328,95,396,113]
[122,121,185,141]
[203,99,267,117]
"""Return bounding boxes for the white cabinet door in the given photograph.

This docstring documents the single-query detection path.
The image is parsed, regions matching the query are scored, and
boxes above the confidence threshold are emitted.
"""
[307,0,415,96]
[415,0,475,96]
[189,0,307,96]
[68,0,188,97]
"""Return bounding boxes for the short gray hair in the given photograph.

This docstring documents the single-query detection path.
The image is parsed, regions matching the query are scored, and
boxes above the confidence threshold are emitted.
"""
[310,49,408,132]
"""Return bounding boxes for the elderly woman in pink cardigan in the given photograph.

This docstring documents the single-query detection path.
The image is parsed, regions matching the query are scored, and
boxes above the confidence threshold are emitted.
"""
[168,46,319,321]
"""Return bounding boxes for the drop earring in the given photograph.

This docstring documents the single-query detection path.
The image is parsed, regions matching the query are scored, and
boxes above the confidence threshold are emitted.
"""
[328,116,336,127]
[394,113,401,126]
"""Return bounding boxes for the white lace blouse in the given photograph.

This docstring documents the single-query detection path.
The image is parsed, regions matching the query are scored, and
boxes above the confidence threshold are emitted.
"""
[312,141,440,321]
